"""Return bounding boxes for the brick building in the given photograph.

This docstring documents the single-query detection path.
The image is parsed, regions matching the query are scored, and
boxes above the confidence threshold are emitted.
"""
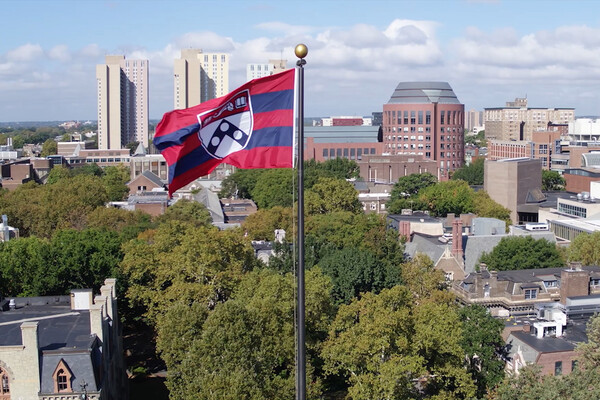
[382,82,464,180]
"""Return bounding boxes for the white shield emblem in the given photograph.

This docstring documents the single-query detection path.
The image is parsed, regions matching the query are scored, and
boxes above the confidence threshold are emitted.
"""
[197,90,253,159]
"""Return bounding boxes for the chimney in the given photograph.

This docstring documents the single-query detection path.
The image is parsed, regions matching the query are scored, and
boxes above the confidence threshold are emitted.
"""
[452,219,463,260]
[399,221,411,242]
[560,266,589,304]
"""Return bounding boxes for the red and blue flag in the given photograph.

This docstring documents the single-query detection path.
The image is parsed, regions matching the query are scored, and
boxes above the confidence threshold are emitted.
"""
[154,68,296,196]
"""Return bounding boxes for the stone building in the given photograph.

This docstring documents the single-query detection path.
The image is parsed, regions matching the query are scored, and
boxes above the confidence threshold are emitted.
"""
[0,279,127,399]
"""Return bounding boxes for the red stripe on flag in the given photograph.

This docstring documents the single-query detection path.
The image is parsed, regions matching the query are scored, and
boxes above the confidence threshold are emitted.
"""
[161,134,202,166]
[253,109,294,130]
[224,146,294,170]
[248,69,295,95]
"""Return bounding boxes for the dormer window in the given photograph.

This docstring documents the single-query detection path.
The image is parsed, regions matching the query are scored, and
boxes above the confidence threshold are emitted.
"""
[591,278,600,287]
[524,289,538,299]
[52,359,73,393]
[543,280,558,288]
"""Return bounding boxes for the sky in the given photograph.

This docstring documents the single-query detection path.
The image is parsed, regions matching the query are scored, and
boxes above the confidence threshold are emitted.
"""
[3,0,600,122]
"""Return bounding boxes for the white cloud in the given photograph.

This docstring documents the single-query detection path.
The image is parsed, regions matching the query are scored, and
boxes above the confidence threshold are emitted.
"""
[6,43,43,62]
[6,19,600,120]
[48,45,71,62]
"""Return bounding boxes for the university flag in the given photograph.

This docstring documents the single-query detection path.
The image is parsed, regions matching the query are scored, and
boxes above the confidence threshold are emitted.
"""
[153,69,296,196]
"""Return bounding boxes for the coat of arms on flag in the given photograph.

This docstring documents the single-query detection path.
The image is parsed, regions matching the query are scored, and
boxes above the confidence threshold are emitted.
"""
[198,90,253,160]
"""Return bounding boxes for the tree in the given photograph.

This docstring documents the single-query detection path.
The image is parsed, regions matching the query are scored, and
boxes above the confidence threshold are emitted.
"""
[219,169,265,199]
[250,168,295,209]
[305,177,362,215]
[417,179,476,217]
[317,246,400,304]
[86,207,154,240]
[101,165,130,201]
[121,221,259,324]
[241,206,293,241]
[390,172,437,199]
[458,305,507,398]
[542,170,565,191]
[40,138,57,156]
[156,268,335,400]
[479,236,565,271]
[567,231,600,266]
[576,313,600,370]
[0,174,109,237]
[321,285,475,400]
[473,190,512,228]
[46,165,73,184]
[0,237,53,296]
[451,158,484,185]
[50,228,124,292]
[155,199,213,228]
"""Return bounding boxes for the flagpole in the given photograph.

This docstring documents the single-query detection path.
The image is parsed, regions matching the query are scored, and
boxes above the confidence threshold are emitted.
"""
[295,43,308,400]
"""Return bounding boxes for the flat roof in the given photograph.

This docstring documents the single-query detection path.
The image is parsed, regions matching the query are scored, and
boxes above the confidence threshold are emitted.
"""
[0,304,93,350]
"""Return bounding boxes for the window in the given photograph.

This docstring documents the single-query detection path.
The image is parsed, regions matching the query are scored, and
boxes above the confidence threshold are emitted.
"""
[572,360,578,371]
[0,368,9,397]
[544,280,558,288]
[554,361,562,376]
[524,289,537,299]
[591,278,600,287]
[52,360,73,393]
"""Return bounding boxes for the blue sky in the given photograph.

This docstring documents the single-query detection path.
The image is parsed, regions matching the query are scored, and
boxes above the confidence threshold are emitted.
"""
[3,0,600,121]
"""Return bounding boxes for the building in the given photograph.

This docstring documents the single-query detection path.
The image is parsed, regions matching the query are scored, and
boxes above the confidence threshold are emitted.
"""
[484,158,543,224]
[563,168,600,194]
[358,154,437,184]
[487,128,564,170]
[96,55,149,150]
[484,97,575,142]
[246,59,287,81]
[174,49,229,109]
[0,279,127,399]
[321,116,372,126]
[382,82,465,180]
[453,263,600,317]
[303,125,383,162]
[465,109,484,133]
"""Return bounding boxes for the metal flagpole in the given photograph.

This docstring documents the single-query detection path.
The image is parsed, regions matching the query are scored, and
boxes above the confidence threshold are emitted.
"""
[294,43,308,400]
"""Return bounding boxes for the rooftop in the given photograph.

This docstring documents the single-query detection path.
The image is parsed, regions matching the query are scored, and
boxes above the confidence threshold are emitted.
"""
[387,82,461,105]
[0,301,93,351]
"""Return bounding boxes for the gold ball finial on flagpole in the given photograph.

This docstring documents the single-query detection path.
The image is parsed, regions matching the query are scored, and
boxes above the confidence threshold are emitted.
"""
[295,44,308,59]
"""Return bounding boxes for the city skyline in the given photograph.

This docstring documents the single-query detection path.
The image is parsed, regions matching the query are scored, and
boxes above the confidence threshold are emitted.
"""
[3,0,600,122]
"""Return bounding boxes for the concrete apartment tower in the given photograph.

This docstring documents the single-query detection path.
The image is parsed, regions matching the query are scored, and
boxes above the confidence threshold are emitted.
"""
[246,59,288,81]
[174,49,229,110]
[96,55,149,150]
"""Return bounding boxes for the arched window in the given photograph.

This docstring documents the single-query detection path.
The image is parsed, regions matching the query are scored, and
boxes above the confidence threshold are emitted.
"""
[0,367,10,399]
[52,360,73,393]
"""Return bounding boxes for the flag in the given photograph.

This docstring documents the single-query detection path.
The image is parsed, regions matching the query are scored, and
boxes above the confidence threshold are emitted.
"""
[154,69,296,197]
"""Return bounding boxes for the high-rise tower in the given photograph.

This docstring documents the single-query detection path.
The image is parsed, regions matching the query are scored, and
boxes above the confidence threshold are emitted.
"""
[382,82,465,180]
[96,55,149,150]
[173,49,229,110]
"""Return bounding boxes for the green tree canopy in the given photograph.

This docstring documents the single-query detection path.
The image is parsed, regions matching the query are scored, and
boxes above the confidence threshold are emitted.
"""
[0,236,53,296]
[567,231,600,266]
[155,199,213,228]
[542,170,566,191]
[479,236,565,271]
[417,179,476,217]
[458,305,507,398]
[155,267,335,400]
[121,221,259,324]
[241,206,293,241]
[473,190,512,228]
[390,172,437,200]
[40,138,58,156]
[305,177,362,215]
[101,165,130,201]
[321,285,475,400]
[250,168,295,209]
[317,246,401,304]
[451,157,484,185]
